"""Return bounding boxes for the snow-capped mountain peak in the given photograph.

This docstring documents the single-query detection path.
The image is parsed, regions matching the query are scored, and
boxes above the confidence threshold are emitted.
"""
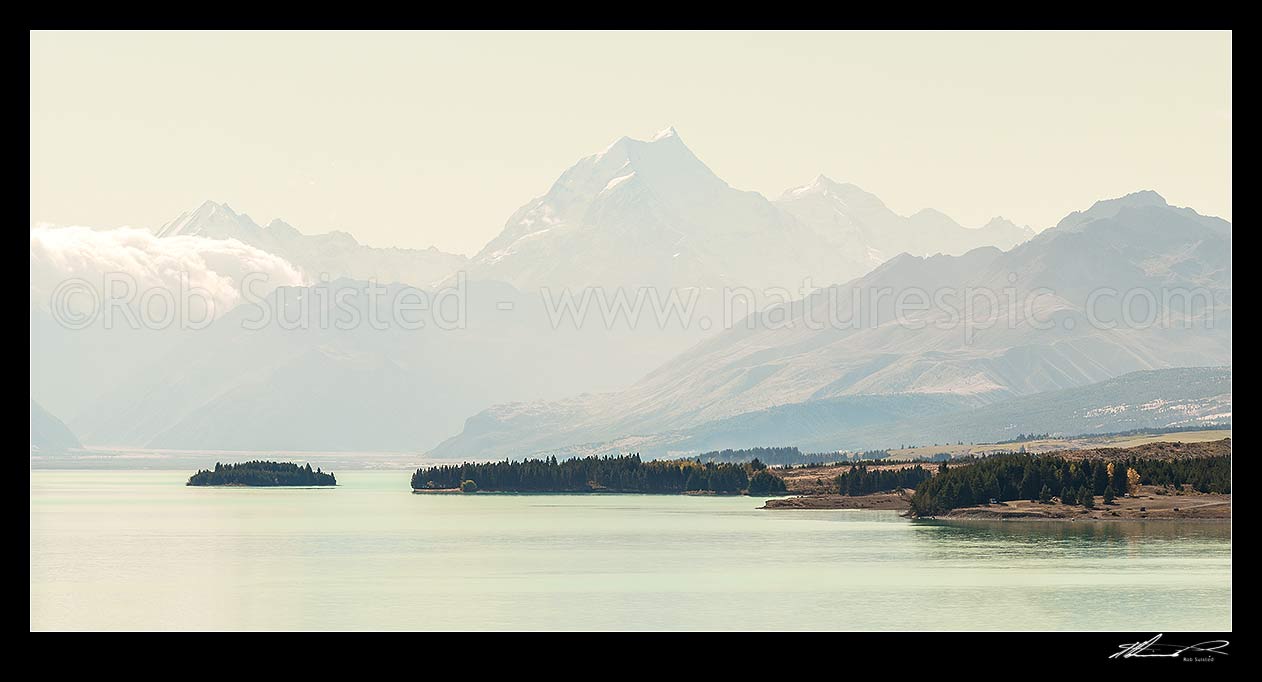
[467,128,862,291]
[650,125,680,141]
[430,192,1232,462]
[154,201,466,288]
[783,175,838,198]
[592,127,715,184]
[156,200,261,240]
[264,218,304,240]
[778,177,891,212]
[777,177,1035,257]
[469,129,1053,292]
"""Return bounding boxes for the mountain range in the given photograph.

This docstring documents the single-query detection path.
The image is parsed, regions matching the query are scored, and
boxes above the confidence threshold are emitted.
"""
[66,279,703,452]
[429,190,1231,459]
[464,127,1033,294]
[28,128,1229,456]
[776,174,1034,267]
[151,127,1036,299]
[158,200,469,288]
[444,367,1231,461]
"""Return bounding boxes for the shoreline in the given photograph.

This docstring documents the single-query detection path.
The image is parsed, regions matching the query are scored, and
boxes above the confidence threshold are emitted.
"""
[411,488,752,496]
[933,514,1231,523]
[759,487,1230,522]
[760,440,1230,522]
[760,492,911,510]
[188,483,336,488]
[937,499,1230,522]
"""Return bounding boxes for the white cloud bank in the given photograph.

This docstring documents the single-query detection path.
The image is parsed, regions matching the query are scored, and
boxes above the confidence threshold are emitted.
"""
[30,225,307,321]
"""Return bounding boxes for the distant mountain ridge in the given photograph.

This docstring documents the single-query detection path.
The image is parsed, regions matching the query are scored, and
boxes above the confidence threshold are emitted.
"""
[158,200,468,288]
[516,367,1232,459]
[463,128,1035,294]
[30,129,1229,456]
[153,129,1037,296]
[776,175,1035,267]
[30,399,80,452]
[429,190,1231,461]
[68,278,708,452]
[463,127,865,293]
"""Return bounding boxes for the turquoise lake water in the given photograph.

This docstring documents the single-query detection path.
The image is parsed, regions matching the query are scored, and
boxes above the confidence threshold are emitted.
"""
[29,469,1231,631]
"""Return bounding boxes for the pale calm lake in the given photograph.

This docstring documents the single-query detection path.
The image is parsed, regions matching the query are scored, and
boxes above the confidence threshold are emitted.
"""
[30,469,1231,631]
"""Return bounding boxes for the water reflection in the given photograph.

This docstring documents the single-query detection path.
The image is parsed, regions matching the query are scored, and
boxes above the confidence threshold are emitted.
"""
[920,518,1230,543]
[911,518,1231,561]
[31,471,1232,630]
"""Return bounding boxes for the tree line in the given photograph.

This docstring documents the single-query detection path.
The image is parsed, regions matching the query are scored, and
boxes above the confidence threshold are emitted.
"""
[701,446,805,466]
[908,454,1230,517]
[187,461,336,487]
[698,446,893,466]
[411,454,786,495]
[836,463,932,496]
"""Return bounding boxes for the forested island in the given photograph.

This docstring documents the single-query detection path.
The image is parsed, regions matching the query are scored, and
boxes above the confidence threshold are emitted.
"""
[187,461,337,487]
[411,454,787,495]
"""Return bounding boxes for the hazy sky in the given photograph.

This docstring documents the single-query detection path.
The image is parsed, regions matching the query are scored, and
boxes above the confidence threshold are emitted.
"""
[30,30,1231,256]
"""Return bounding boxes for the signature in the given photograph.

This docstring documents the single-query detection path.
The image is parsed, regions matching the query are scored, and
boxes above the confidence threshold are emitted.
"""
[1111,634,1230,660]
